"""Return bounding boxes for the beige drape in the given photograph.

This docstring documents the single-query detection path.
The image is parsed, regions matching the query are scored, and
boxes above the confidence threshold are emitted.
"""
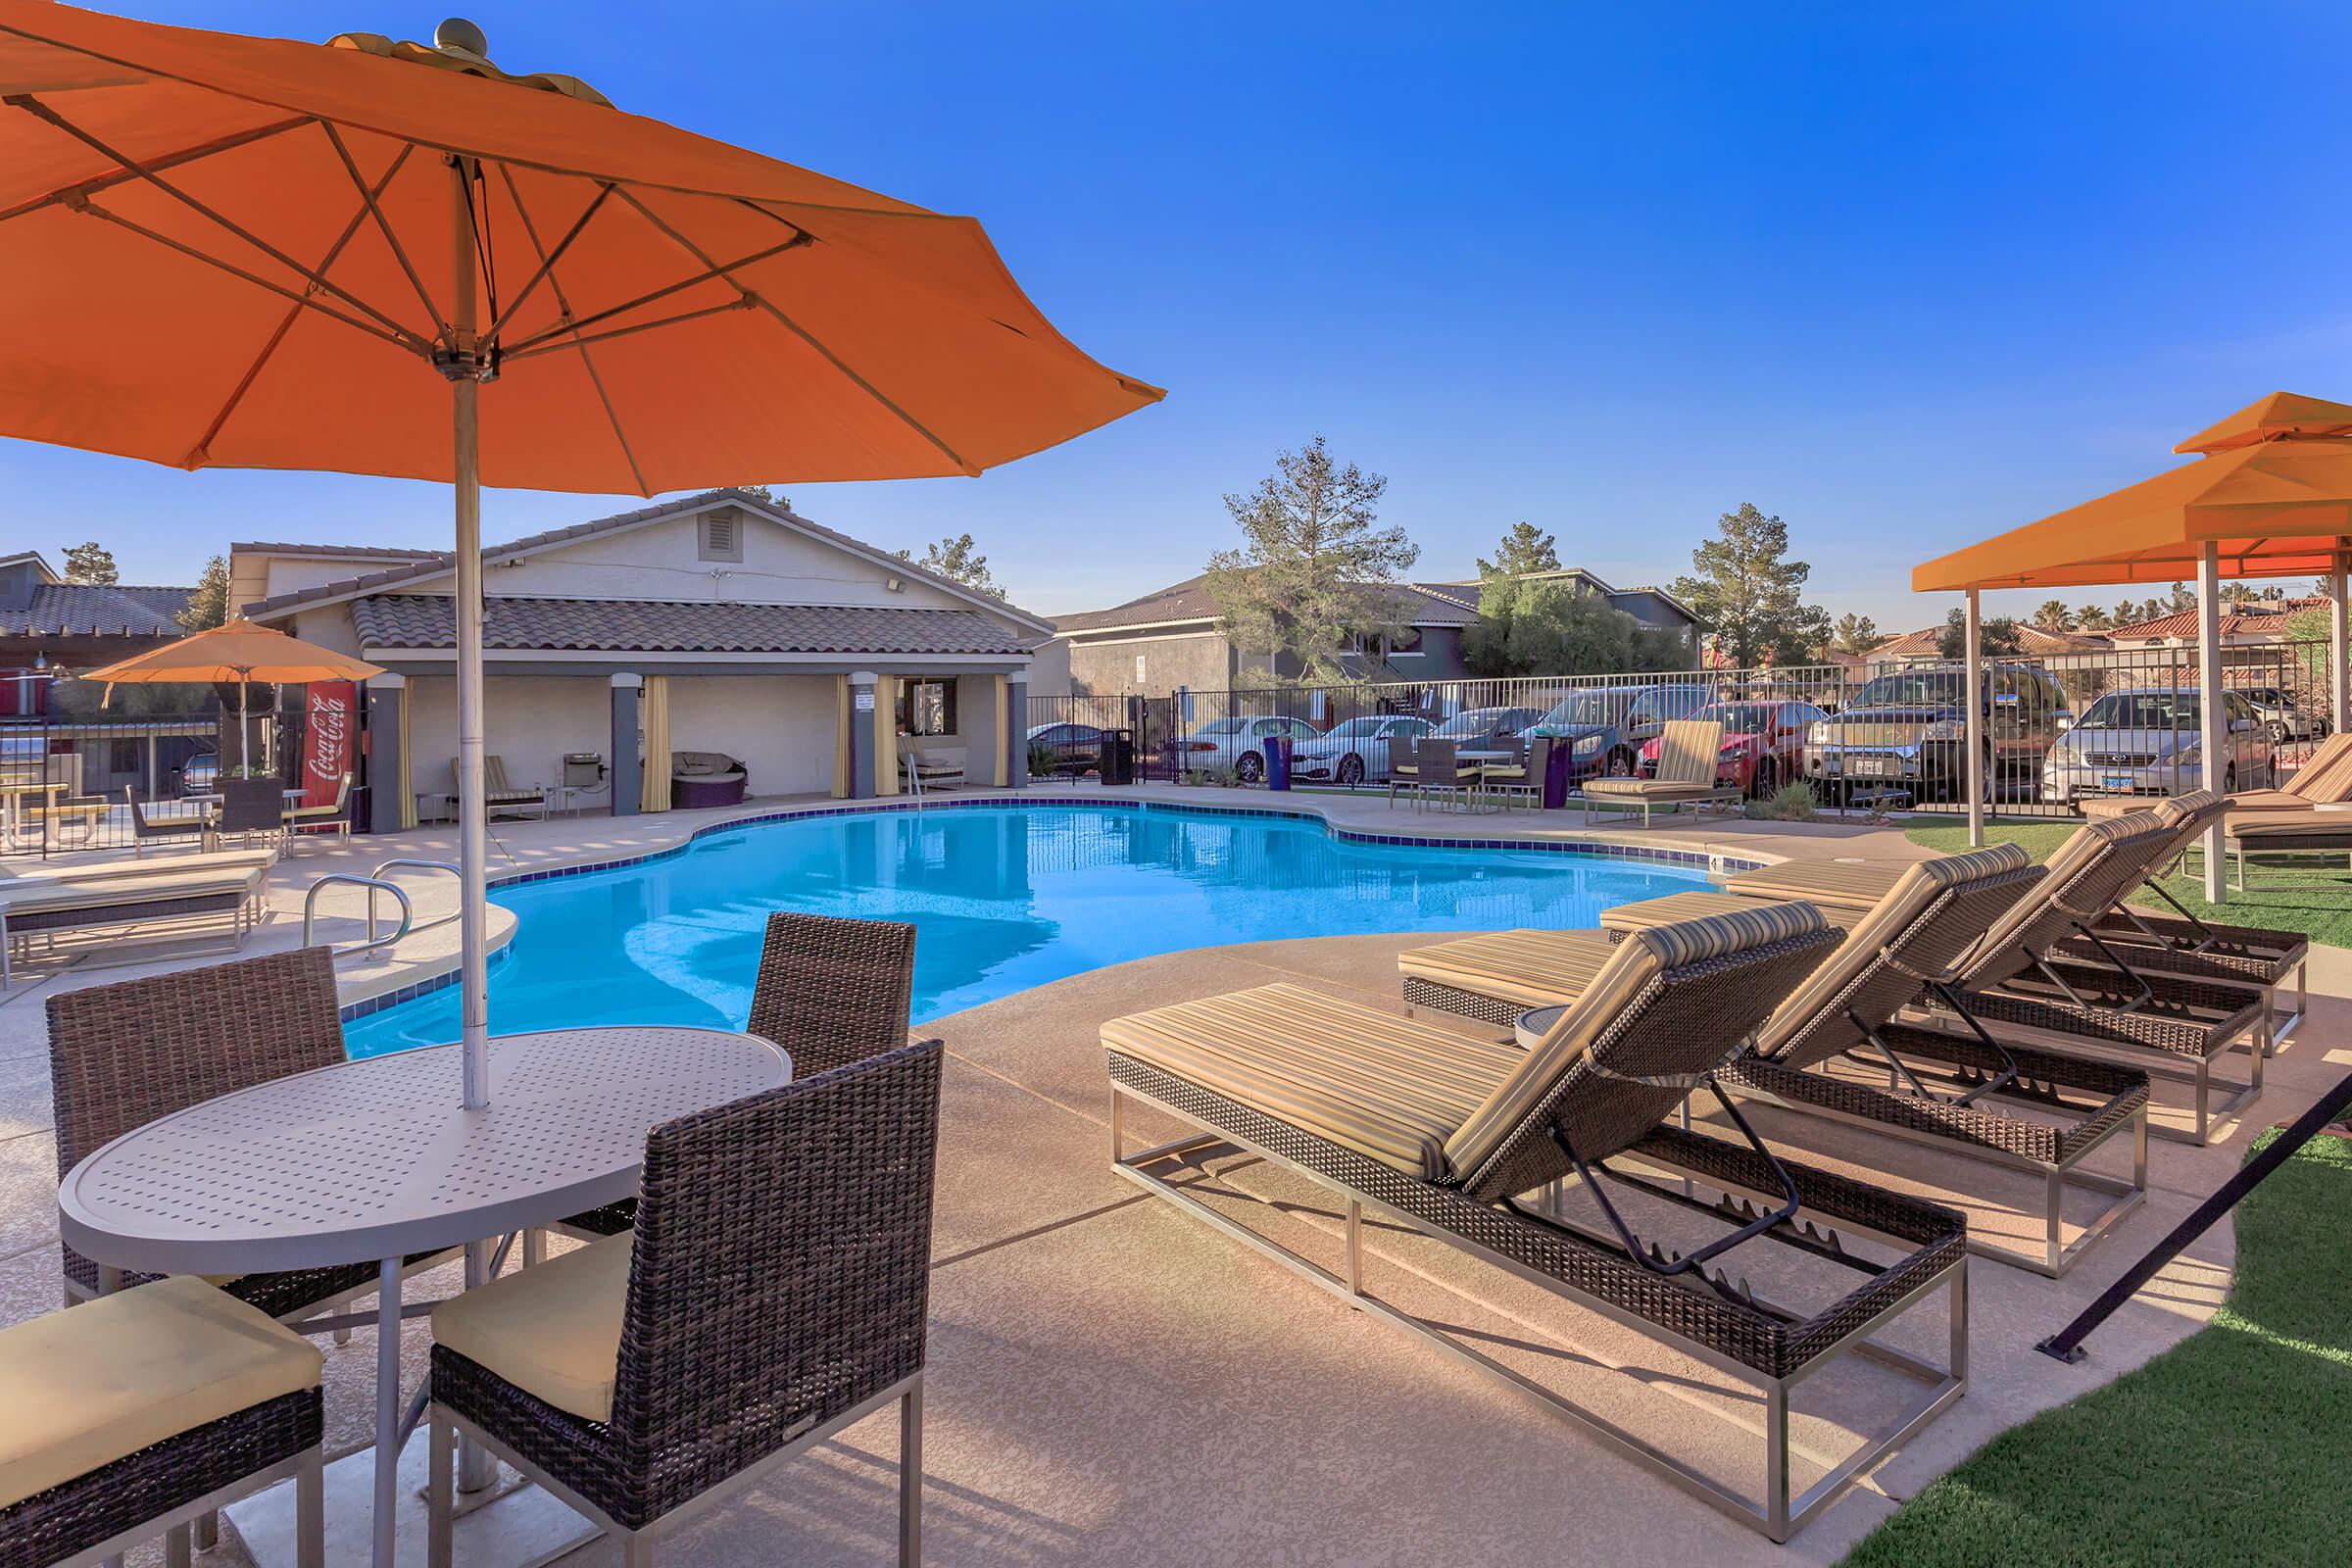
[832,675,853,799]
[873,676,899,796]
[641,675,672,811]
[992,675,1009,787]
[395,681,417,829]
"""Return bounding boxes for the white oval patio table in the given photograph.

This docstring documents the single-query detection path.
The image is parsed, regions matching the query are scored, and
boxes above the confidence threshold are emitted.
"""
[56,1025,790,1568]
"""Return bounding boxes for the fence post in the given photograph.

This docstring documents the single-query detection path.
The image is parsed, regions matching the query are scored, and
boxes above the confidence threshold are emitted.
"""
[1964,589,1984,847]
[2332,542,2349,736]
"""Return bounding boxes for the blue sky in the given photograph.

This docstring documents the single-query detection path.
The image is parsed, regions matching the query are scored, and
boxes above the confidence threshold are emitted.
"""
[12,2,2352,630]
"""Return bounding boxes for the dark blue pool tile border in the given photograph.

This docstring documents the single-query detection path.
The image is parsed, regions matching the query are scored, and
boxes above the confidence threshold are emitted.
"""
[338,793,1768,1022]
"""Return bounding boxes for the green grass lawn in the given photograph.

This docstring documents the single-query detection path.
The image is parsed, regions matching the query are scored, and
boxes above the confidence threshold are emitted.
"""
[1904,819,2352,949]
[1840,1132,2352,1566]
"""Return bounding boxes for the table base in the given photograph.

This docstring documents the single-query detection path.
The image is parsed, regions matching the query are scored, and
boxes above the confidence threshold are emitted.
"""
[223,1431,598,1568]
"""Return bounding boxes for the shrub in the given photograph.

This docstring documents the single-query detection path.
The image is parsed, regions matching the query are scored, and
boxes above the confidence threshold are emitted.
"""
[1745,779,1820,822]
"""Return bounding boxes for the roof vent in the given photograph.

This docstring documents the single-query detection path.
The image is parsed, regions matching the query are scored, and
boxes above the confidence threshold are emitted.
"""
[699,509,742,563]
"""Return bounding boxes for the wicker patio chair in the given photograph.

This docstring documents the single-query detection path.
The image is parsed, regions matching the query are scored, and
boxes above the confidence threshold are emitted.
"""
[123,786,211,855]
[48,947,456,1321]
[214,776,285,848]
[1104,905,1967,1543]
[562,911,917,1237]
[427,1039,944,1567]
[1401,845,2156,1275]
[456,756,549,819]
[1409,736,1479,811]
[1383,734,1418,808]
[0,1277,323,1568]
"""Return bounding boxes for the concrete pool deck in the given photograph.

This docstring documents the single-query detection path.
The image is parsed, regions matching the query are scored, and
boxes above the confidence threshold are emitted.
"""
[0,789,2335,1564]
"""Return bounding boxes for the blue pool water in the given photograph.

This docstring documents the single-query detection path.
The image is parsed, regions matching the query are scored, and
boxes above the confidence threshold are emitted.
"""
[341,804,1716,1055]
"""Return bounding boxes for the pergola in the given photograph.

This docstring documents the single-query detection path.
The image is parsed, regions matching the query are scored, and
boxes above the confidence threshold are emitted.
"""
[1913,391,2352,903]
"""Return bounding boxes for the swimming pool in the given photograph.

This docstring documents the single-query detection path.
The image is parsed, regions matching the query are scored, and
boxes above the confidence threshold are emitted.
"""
[341,803,1722,1055]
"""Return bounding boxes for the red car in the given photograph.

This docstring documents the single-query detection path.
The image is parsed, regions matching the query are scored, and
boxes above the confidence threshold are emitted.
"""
[1637,700,1827,796]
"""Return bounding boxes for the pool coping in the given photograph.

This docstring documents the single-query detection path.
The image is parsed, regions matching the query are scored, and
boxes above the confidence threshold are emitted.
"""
[337,791,1776,1023]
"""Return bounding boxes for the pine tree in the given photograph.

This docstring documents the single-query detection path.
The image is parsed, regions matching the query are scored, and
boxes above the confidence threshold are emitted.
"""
[896,533,1005,599]
[1476,521,1561,578]
[177,555,230,630]
[1667,503,1828,667]
[61,541,117,585]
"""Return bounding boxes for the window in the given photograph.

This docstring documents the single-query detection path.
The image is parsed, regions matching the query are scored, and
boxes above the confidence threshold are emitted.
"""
[698,509,743,563]
[897,678,957,737]
[1134,654,1148,684]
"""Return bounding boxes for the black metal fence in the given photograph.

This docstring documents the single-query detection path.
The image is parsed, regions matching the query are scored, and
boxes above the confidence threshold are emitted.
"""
[1028,636,2341,818]
[0,705,271,858]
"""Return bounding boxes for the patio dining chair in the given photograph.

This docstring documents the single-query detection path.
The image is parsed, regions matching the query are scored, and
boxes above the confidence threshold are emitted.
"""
[561,911,918,1237]
[123,786,211,856]
[0,1277,324,1568]
[427,1039,944,1567]
[1410,737,1480,811]
[214,776,285,848]
[1384,734,1418,808]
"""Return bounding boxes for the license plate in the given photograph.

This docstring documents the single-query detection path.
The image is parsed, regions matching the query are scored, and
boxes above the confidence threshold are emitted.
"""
[2102,776,2136,792]
[1850,756,1895,777]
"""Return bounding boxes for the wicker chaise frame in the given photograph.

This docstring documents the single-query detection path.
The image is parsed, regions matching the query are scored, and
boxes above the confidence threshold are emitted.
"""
[430,1039,942,1566]
[1406,858,2155,1276]
[564,910,918,1237]
[0,1390,323,1568]
[1110,926,1969,1544]
[48,946,452,1322]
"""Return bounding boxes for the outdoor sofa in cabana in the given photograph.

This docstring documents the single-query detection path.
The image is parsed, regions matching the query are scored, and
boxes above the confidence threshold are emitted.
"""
[1103,904,1968,1543]
[1403,845,2154,1277]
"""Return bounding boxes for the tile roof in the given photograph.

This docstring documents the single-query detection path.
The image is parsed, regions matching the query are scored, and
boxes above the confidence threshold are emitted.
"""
[2107,597,2332,641]
[242,489,1054,633]
[1051,573,1477,633]
[351,594,1030,657]
[0,583,193,637]
[231,541,443,560]
[1869,621,2107,661]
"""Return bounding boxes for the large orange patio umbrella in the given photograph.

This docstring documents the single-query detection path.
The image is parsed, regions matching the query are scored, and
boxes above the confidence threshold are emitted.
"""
[78,616,385,775]
[1914,391,2352,897]
[0,6,1162,1121]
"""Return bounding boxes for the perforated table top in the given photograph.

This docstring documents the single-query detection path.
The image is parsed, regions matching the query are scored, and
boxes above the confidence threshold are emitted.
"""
[58,1027,789,1275]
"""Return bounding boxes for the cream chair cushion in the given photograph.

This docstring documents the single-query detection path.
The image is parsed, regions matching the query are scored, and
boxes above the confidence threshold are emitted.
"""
[0,1275,319,1509]
[432,1234,632,1422]
[1396,927,1620,1009]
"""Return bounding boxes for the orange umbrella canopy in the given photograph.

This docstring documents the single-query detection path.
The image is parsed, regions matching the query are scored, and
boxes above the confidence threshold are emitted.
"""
[1914,392,2352,592]
[0,3,1162,491]
[77,617,384,691]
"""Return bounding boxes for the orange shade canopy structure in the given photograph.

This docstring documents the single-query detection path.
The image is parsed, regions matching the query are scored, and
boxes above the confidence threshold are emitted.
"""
[1914,392,2352,592]
[0,3,1161,490]
[77,617,384,691]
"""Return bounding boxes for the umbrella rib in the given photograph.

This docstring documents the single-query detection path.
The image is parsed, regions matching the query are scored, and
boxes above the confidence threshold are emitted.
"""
[62,195,421,356]
[501,298,759,363]
[611,187,979,475]
[0,114,314,224]
[6,94,431,354]
[495,164,649,495]
[318,122,443,334]
[184,143,419,468]
[480,182,614,346]
[495,232,810,357]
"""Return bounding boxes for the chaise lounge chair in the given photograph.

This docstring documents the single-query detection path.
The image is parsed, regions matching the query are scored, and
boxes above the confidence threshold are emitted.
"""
[1106,905,1969,1542]
[1578,718,1743,826]
[1403,845,2153,1274]
[454,756,547,819]
[0,852,272,984]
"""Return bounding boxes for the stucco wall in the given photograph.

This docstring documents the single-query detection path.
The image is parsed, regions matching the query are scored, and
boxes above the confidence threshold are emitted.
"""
[665,673,838,800]
[405,674,612,802]
[1065,629,1234,696]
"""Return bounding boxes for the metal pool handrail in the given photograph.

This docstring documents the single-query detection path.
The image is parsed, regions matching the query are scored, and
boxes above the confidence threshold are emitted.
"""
[370,858,462,940]
[303,872,414,957]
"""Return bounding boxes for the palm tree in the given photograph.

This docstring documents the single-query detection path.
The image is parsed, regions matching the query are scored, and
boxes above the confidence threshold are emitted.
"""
[2033,600,2075,632]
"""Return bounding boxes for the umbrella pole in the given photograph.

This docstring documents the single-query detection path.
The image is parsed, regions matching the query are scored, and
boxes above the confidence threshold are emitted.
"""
[451,160,492,1112]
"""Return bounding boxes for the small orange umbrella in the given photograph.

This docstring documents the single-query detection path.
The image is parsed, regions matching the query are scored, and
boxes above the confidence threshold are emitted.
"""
[79,617,384,773]
[0,6,1160,1129]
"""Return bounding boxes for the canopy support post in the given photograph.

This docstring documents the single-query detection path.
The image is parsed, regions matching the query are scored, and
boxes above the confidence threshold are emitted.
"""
[450,157,491,1111]
[2330,540,2348,737]
[2196,543,2226,904]
[1964,588,1984,847]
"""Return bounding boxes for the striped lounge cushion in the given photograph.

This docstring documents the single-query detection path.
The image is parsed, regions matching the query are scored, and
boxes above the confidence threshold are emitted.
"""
[1724,858,1906,909]
[1102,983,1522,1179]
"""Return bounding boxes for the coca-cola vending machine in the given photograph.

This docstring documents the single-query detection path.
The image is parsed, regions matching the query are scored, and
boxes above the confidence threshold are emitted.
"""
[302,680,356,813]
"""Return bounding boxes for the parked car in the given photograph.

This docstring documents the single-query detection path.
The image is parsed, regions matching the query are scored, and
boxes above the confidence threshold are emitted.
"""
[2040,688,2274,805]
[178,749,220,795]
[1638,699,1827,797]
[2238,686,2329,745]
[1805,662,2070,803]
[1427,705,1545,744]
[1530,683,1715,780]
[1289,714,1432,786]
[1025,721,1109,777]
[1172,714,1319,781]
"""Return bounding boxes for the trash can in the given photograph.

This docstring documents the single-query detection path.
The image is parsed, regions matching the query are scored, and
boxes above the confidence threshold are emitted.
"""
[1102,728,1136,786]
[1263,735,1293,791]
[1541,737,1572,809]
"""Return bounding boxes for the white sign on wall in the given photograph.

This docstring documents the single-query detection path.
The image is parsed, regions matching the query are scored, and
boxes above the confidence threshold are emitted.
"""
[855,691,875,710]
